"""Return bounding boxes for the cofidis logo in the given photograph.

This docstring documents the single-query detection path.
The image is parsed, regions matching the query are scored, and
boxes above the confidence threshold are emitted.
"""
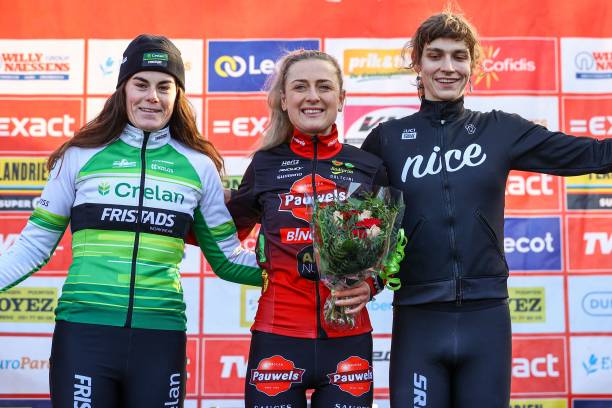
[504,217,562,272]
[207,39,319,92]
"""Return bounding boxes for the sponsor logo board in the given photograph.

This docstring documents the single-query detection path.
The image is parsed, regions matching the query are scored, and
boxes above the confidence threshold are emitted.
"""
[504,217,562,272]
[205,97,267,155]
[573,400,612,407]
[367,289,393,335]
[566,216,612,272]
[208,39,319,92]
[0,98,82,154]
[325,39,416,93]
[203,277,255,334]
[504,171,562,213]
[569,276,612,333]
[570,336,612,394]
[566,173,612,211]
[342,97,420,147]
[561,38,612,93]
[511,337,567,395]
[0,277,64,333]
[0,40,84,94]
[185,337,199,396]
[0,157,48,206]
[508,276,565,333]
[202,338,250,396]
[474,38,557,93]
[87,39,203,94]
[510,399,567,408]
[0,336,52,393]
[372,337,390,396]
[1,215,72,272]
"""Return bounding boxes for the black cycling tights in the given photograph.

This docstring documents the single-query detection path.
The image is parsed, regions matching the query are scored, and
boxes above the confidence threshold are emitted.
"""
[49,320,186,408]
[390,299,512,408]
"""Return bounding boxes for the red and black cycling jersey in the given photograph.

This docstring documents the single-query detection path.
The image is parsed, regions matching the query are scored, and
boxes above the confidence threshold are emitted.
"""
[228,125,387,339]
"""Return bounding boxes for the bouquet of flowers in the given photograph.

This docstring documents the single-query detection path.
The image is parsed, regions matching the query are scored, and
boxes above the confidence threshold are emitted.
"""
[307,183,406,329]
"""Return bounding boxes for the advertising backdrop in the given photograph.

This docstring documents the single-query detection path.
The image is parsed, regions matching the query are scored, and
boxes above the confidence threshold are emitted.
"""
[0,0,611,406]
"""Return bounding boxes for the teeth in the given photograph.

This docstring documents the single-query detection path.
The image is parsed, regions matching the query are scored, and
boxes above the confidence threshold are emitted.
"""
[437,79,457,83]
[303,109,323,114]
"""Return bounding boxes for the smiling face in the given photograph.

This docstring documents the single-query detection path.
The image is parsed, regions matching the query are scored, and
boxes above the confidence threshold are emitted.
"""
[281,59,345,136]
[416,37,471,101]
[125,71,177,131]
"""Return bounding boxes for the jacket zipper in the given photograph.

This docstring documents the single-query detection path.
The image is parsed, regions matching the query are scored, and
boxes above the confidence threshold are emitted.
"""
[438,119,462,304]
[310,135,327,339]
[125,130,150,327]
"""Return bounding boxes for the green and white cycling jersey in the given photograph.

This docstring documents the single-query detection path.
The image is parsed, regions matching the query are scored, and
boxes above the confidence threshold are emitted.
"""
[0,125,261,330]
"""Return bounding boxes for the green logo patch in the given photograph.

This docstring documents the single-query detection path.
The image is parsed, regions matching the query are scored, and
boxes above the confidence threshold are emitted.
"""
[98,182,110,196]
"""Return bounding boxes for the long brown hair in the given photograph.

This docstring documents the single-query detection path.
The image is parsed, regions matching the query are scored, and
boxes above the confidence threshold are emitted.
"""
[48,81,224,174]
[259,49,344,152]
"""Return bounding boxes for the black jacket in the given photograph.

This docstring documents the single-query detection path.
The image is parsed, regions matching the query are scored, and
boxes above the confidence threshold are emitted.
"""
[361,97,612,305]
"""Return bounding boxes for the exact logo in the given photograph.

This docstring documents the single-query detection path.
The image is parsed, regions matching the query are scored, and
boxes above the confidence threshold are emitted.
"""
[511,337,566,394]
[563,97,612,140]
[206,98,267,155]
[207,40,319,92]
[505,171,560,213]
[474,38,557,92]
[249,355,305,397]
[504,217,562,272]
[327,356,373,397]
[0,98,81,153]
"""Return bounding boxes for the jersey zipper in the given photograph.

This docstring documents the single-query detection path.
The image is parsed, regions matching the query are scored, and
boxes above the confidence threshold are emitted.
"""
[125,130,150,327]
[438,119,462,304]
[310,135,327,339]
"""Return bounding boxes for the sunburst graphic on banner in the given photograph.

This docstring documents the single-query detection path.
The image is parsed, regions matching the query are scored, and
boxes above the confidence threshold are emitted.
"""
[474,46,501,88]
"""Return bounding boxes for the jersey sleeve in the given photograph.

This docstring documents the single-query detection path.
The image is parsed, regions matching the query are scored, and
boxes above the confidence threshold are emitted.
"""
[192,157,262,287]
[360,125,384,158]
[226,161,262,241]
[505,112,612,175]
[0,150,76,292]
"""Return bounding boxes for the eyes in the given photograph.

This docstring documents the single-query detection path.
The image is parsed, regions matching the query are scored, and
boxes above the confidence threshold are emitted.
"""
[133,80,174,93]
[290,82,336,92]
[425,51,470,62]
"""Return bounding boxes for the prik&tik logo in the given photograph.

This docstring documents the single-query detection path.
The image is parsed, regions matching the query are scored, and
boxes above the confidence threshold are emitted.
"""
[278,174,347,222]
[343,48,405,78]
[327,356,373,397]
[249,355,305,397]
[474,38,556,92]
[208,40,319,92]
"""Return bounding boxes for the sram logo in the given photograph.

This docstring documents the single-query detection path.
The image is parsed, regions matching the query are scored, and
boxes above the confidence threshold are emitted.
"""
[0,98,82,152]
[511,337,566,395]
[567,216,612,272]
[206,97,267,156]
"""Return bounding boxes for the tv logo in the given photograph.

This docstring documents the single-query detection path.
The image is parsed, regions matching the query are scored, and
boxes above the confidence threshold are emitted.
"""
[504,217,562,271]
[567,216,612,271]
[208,40,319,92]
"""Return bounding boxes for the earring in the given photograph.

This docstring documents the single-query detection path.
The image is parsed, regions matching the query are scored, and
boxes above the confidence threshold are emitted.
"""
[468,77,473,93]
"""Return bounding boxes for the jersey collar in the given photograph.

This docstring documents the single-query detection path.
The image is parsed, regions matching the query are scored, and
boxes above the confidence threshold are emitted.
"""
[119,124,171,149]
[289,124,342,160]
[419,97,465,123]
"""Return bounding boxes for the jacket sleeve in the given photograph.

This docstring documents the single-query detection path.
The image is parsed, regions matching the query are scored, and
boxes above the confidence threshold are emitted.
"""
[226,161,262,241]
[192,156,262,287]
[505,112,612,175]
[0,151,75,292]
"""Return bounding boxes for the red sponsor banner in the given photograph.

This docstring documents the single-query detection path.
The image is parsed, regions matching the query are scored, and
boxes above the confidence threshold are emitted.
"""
[0,215,72,273]
[0,98,82,154]
[186,337,199,396]
[511,337,567,395]
[566,215,612,272]
[562,96,612,140]
[473,38,557,93]
[505,171,562,213]
[342,104,420,145]
[205,97,267,156]
[202,338,250,396]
